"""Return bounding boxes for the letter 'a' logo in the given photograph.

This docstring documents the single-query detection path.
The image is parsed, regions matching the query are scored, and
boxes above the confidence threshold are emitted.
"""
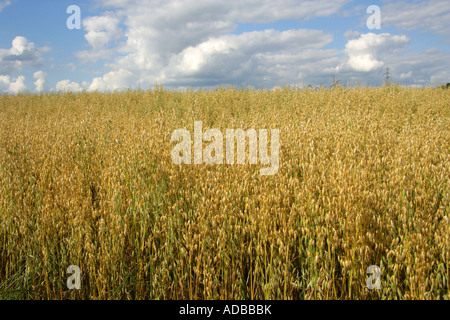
[67,5,81,30]
[67,265,81,290]
[366,5,381,30]
[366,265,381,290]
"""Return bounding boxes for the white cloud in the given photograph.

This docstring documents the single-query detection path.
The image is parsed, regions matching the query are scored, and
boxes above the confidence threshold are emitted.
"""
[75,14,123,62]
[85,28,335,90]
[56,80,83,92]
[88,68,133,91]
[8,75,26,94]
[173,29,333,75]
[341,33,410,72]
[83,15,122,49]
[0,36,49,75]
[79,0,349,90]
[70,0,450,89]
[33,70,47,92]
[0,74,30,94]
[348,54,384,73]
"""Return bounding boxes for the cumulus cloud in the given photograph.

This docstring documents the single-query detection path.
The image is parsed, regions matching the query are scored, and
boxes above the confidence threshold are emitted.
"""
[88,69,133,91]
[70,0,450,89]
[1,75,29,94]
[86,28,335,90]
[33,70,47,92]
[105,0,347,58]
[84,15,122,49]
[76,14,123,62]
[79,0,350,90]
[56,80,83,92]
[8,75,27,94]
[170,29,333,79]
[340,33,410,72]
[0,36,49,75]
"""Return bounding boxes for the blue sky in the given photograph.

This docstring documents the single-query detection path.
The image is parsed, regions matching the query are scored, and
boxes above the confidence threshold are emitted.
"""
[1,0,449,93]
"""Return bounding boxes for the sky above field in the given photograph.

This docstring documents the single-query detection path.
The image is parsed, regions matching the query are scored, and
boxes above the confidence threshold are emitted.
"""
[1,0,450,93]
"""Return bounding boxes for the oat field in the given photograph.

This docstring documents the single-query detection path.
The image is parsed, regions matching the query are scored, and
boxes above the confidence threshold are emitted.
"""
[0,85,448,299]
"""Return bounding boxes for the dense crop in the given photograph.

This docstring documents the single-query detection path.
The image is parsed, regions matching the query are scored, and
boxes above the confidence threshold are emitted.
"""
[0,85,448,299]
